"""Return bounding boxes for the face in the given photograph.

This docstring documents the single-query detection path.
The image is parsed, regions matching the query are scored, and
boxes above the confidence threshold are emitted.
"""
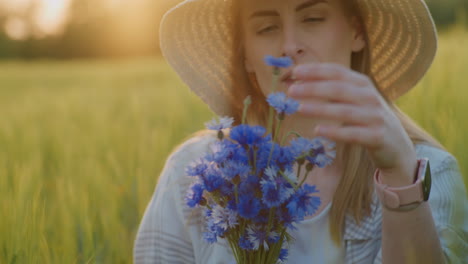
[241,0,365,94]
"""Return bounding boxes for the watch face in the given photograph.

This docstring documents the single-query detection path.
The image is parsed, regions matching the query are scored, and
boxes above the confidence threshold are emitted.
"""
[422,160,432,201]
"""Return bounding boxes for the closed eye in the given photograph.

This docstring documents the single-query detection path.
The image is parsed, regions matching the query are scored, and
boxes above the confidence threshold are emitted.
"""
[257,25,279,35]
[303,17,325,23]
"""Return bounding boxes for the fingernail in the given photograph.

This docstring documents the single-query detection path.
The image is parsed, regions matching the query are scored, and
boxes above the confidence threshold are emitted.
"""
[298,103,305,112]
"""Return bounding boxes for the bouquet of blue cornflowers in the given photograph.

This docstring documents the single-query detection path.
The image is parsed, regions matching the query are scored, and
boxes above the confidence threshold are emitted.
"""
[185,56,336,264]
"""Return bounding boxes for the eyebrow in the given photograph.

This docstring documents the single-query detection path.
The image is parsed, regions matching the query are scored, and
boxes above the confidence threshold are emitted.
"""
[249,0,328,19]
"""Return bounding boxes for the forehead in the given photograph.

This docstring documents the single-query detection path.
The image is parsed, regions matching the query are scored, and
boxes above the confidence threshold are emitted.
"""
[241,0,338,13]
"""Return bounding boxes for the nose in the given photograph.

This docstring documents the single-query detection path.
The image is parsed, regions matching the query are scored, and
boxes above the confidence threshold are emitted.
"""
[281,27,305,60]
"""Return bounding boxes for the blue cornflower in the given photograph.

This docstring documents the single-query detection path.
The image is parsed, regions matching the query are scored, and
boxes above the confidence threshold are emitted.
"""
[277,146,296,170]
[230,143,249,164]
[247,225,279,250]
[276,206,297,229]
[290,137,315,158]
[267,92,300,115]
[239,234,254,250]
[264,55,293,68]
[203,230,218,244]
[186,158,209,177]
[227,199,237,211]
[237,193,261,219]
[251,209,269,224]
[308,149,336,168]
[205,116,234,130]
[211,205,239,231]
[204,220,225,241]
[230,124,268,146]
[306,137,336,168]
[220,160,250,180]
[205,139,238,164]
[261,181,283,208]
[255,141,280,173]
[287,184,321,221]
[260,167,295,208]
[279,248,289,263]
[185,182,205,208]
[202,165,225,192]
[239,173,261,195]
[203,209,225,243]
[218,180,234,197]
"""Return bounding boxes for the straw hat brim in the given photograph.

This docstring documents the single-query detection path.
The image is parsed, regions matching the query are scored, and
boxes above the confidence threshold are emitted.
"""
[160,0,437,116]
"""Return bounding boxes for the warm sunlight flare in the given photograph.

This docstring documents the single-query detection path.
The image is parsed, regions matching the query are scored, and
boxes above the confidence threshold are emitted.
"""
[36,0,72,35]
[2,0,71,39]
[4,17,28,40]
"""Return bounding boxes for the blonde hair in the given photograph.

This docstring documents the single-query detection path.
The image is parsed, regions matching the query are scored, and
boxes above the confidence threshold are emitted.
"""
[224,0,445,245]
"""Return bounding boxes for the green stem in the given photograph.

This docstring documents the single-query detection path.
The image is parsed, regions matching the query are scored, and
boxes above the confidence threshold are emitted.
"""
[229,238,240,264]
[296,163,302,188]
[267,69,280,135]
[242,96,252,124]
[280,131,302,145]
[279,170,297,190]
[271,68,280,92]
[253,147,257,173]
[266,142,275,170]
[266,208,274,232]
[256,246,262,263]
[266,118,283,168]
[298,165,314,188]
[273,118,282,143]
[247,145,253,169]
[267,106,274,136]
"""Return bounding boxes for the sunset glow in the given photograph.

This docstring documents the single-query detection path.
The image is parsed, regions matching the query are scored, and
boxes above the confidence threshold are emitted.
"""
[2,0,72,39]
[35,0,72,35]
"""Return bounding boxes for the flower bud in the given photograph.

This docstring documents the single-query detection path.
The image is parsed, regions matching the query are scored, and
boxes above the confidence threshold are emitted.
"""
[233,175,241,185]
[199,197,207,206]
[217,130,224,140]
[297,157,305,166]
[277,112,285,121]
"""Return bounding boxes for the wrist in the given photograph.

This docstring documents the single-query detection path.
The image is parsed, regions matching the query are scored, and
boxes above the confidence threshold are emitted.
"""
[378,158,419,187]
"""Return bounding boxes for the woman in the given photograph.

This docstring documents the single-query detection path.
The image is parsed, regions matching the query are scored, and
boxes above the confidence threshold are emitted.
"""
[134,0,468,263]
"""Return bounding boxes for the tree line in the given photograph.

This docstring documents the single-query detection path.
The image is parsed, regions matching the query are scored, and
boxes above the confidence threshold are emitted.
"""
[0,0,466,59]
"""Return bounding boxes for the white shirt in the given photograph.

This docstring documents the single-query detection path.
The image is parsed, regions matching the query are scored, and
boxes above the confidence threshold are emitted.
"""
[288,202,345,263]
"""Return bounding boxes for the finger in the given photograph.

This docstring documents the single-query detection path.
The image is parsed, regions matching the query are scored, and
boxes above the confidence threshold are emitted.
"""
[293,63,370,86]
[315,124,384,149]
[298,102,383,126]
[288,80,380,106]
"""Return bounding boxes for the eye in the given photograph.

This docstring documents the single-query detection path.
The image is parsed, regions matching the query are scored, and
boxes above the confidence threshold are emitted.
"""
[256,25,279,35]
[303,17,325,23]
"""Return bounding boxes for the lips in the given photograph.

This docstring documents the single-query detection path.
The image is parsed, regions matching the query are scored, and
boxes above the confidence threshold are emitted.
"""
[280,70,293,83]
[280,69,296,88]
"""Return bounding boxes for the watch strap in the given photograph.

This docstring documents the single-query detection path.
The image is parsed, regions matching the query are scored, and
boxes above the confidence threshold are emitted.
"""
[374,158,429,210]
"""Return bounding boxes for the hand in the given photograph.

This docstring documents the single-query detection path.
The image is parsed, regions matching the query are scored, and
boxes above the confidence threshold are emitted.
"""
[288,63,418,186]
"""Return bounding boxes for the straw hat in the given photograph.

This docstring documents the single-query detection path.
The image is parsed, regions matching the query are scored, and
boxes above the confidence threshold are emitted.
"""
[159,0,438,116]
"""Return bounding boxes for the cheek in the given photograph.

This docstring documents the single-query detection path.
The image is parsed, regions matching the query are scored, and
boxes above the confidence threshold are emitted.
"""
[253,63,274,96]
[244,45,279,95]
[313,20,355,65]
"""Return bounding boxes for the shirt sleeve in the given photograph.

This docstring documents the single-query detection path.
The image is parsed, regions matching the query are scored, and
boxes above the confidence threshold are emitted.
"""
[373,147,468,264]
[133,134,215,264]
[429,154,468,263]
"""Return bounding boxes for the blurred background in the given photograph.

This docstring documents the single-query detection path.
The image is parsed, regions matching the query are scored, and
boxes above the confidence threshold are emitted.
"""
[0,0,467,263]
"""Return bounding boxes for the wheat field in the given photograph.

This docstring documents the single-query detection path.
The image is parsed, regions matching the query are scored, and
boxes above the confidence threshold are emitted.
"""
[1,27,467,263]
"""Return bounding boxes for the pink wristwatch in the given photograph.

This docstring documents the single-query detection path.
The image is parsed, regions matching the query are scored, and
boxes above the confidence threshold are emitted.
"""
[374,158,432,211]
